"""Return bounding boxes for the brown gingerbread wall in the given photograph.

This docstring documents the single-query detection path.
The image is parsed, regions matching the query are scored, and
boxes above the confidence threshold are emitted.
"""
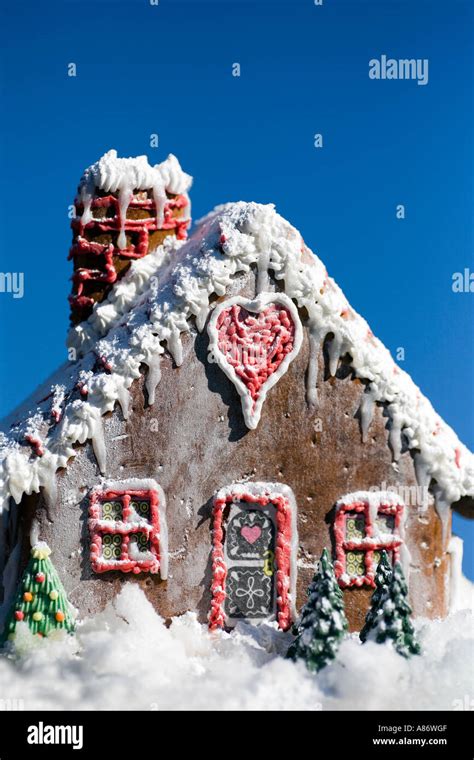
[15,270,452,631]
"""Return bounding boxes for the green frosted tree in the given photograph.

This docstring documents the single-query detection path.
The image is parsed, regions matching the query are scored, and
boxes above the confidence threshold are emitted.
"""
[286,548,348,672]
[360,560,421,658]
[360,550,392,643]
[1,542,75,643]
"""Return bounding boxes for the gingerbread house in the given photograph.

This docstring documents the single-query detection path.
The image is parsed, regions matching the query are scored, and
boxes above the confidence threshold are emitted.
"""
[0,150,472,636]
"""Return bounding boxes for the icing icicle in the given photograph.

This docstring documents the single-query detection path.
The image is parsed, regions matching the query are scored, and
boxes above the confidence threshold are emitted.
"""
[414,452,431,513]
[328,332,343,377]
[388,407,403,461]
[256,249,271,294]
[79,150,192,233]
[359,384,377,443]
[140,330,164,407]
[306,321,326,407]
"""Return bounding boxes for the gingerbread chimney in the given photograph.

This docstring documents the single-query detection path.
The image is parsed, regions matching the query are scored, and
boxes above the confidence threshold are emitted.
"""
[69,150,192,325]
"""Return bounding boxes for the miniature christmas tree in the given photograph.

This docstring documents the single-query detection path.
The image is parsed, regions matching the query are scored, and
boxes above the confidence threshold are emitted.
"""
[286,548,348,672]
[359,550,392,643]
[360,560,421,658]
[1,542,75,643]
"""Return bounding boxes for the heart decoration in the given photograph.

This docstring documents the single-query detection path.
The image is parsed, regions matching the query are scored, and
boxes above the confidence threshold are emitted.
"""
[241,525,262,545]
[208,293,303,428]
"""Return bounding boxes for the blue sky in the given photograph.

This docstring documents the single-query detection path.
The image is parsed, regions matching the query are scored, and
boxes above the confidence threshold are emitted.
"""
[0,0,472,578]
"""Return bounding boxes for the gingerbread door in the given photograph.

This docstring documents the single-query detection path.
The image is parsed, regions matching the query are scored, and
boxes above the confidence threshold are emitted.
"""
[224,505,276,621]
[209,483,297,630]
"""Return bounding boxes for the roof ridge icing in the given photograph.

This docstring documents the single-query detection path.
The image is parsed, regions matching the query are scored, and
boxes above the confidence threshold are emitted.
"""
[0,202,472,528]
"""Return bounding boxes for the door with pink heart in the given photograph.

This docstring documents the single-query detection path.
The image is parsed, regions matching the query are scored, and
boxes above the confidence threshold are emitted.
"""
[209,483,297,631]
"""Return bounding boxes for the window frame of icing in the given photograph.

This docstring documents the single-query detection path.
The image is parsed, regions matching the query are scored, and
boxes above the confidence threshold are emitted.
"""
[88,480,168,577]
[333,495,404,588]
[207,293,303,430]
[209,482,298,631]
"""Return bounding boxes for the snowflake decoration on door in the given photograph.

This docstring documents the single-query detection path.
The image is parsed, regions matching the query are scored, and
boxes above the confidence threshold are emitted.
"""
[225,568,273,619]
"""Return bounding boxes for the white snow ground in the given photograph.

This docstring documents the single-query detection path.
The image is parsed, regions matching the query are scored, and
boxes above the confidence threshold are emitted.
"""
[0,583,473,711]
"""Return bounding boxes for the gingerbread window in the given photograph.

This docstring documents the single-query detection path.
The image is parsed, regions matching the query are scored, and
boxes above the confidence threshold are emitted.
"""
[88,480,168,577]
[209,483,298,631]
[333,492,404,588]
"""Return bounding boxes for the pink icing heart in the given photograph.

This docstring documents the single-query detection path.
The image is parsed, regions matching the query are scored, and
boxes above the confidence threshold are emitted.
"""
[216,302,296,406]
[241,525,262,544]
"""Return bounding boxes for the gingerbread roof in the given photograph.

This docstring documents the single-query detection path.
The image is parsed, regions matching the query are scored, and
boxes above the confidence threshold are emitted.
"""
[1,201,473,518]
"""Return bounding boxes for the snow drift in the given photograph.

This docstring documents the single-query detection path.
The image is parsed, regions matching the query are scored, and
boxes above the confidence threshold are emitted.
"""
[0,584,472,711]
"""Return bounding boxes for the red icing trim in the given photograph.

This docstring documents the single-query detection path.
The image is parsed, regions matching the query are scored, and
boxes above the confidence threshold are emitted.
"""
[76,380,89,397]
[89,489,161,574]
[209,489,293,631]
[24,434,45,457]
[97,354,112,373]
[334,499,404,588]
[69,194,190,314]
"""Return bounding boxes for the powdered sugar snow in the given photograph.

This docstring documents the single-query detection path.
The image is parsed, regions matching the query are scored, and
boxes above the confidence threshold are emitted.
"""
[0,584,472,711]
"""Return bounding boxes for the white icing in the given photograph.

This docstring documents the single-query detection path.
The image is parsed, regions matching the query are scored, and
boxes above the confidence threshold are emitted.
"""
[328,332,344,377]
[158,154,192,196]
[359,385,377,443]
[0,202,471,520]
[128,541,156,563]
[130,326,164,407]
[336,490,406,509]
[389,409,403,461]
[78,150,192,240]
[256,249,271,294]
[50,385,66,422]
[29,518,40,547]
[306,321,325,407]
[414,452,431,513]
